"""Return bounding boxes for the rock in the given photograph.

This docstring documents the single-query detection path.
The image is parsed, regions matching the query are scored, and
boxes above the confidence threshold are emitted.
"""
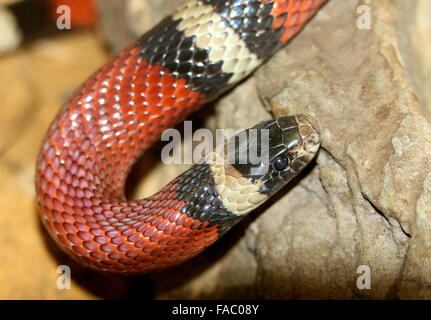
[252,0,430,299]
[96,0,180,52]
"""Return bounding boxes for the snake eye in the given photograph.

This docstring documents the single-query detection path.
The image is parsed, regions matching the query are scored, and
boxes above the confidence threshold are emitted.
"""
[273,156,290,171]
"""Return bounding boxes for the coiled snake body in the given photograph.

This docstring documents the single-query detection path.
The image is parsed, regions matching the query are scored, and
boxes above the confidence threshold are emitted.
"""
[35,0,326,274]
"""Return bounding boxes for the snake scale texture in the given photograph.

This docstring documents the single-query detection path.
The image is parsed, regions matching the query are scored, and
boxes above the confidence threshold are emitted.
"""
[35,0,326,274]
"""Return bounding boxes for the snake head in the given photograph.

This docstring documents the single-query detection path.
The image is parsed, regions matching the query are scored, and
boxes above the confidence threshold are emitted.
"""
[227,114,321,197]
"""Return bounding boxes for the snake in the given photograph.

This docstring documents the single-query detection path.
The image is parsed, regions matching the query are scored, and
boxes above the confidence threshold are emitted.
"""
[35,0,326,274]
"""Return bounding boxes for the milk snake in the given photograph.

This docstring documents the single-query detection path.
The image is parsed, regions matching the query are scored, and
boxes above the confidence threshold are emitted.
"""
[35,0,325,274]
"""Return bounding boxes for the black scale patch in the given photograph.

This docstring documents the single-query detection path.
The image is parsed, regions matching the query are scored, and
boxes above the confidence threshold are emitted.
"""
[172,163,241,235]
[201,0,286,59]
[136,16,234,99]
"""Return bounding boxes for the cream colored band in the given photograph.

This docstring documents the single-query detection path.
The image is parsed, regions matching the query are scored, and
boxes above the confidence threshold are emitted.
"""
[173,0,262,84]
[205,152,267,216]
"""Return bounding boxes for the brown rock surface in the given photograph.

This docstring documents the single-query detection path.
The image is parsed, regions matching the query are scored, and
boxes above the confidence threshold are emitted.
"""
[0,0,430,299]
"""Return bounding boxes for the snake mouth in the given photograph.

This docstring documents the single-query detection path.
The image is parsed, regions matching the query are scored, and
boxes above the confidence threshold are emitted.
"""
[295,114,321,155]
